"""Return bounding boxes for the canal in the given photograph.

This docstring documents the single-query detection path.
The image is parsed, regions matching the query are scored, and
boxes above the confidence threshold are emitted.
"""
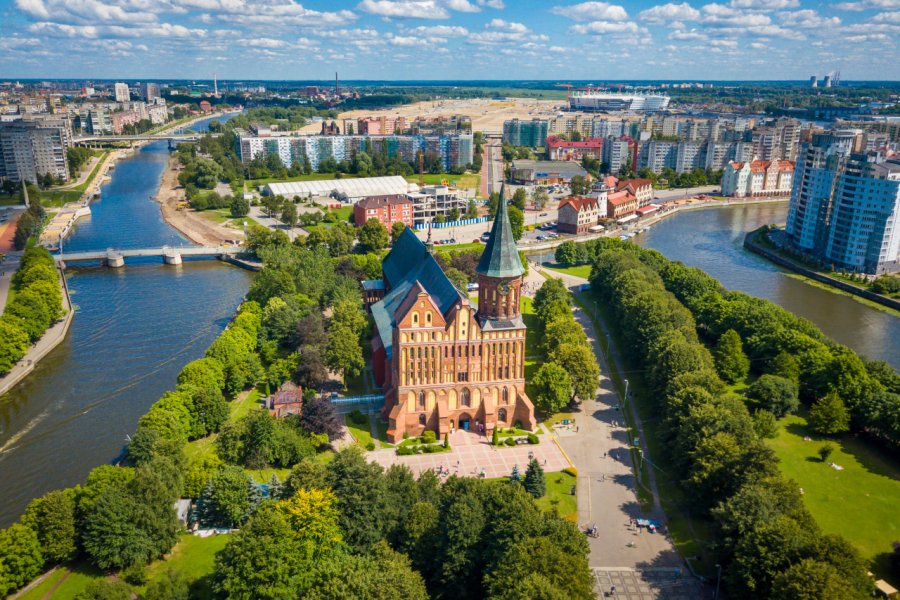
[0,115,253,526]
[635,203,900,371]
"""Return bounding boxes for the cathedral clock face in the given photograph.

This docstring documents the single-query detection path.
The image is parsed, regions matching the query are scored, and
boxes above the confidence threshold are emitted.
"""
[498,282,511,296]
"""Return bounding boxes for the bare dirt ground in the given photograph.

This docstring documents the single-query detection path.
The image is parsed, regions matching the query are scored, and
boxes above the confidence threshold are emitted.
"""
[157,156,237,246]
[298,97,565,134]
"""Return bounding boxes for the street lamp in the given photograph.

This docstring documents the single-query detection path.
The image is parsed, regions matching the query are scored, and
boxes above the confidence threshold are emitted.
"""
[623,378,629,402]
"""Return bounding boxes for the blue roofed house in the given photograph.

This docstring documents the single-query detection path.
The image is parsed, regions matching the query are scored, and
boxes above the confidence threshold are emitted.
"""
[369,185,536,443]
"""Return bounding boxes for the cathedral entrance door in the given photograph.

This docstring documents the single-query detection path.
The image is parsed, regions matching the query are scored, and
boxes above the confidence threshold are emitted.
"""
[459,414,472,431]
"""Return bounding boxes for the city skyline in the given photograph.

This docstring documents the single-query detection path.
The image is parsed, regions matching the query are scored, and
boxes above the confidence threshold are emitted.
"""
[1,0,898,81]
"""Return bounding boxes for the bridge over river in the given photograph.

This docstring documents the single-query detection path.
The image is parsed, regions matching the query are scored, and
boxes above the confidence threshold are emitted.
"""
[56,245,253,268]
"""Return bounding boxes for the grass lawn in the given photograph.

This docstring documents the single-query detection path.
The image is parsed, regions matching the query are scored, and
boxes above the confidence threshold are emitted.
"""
[768,412,900,579]
[496,426,542,438]
[345,414,374,448]
[404,172,481,190]
[537,471,578,521]
[183,389,261,462]
[545,263,592,279]
[141,533,230,599]
[40,190,84,208]
[521,295,541,388]
[246,173,346,188]
[18,562,106,600]
[437,241,485,252]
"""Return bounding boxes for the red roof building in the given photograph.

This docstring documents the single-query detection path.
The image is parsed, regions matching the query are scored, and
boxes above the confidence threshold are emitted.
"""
[353,194,414,229]
[546,136,603,161]
[557,195,603,234]
[268,382,303,417]
[199,100,212,113]
[615,178,654,208]
[606,190,638,219]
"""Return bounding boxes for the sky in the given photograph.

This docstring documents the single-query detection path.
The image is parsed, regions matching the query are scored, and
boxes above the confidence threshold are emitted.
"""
[0,0,898,81]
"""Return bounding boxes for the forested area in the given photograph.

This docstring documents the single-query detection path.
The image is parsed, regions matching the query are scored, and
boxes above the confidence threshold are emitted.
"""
[585,237,898,598]
[0,246,64,375]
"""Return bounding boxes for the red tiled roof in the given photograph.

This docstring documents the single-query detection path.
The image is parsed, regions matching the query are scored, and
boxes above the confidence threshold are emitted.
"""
[616,178,652,192]
[730,160,795,173]
[557,195,599,212]
[607,190,636,206]
[546,136,603,150]
[356,194,412,209]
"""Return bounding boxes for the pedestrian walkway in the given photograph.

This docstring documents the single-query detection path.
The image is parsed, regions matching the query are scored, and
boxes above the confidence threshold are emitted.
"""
[593,568,709,600]
[367,429,570,479]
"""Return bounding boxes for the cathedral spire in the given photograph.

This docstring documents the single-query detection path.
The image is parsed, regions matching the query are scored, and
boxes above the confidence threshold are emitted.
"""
[476,184,523,278]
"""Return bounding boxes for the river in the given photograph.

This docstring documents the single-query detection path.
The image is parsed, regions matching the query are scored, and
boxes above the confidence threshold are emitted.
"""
[635,203,900,370]
[0,115,252,526]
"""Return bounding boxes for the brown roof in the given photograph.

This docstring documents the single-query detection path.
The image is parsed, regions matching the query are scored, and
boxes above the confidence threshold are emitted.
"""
[356,194,412,209]
[730,160,795,173]
[616,178,652,193]
[557,195,599,212]
[271,382,303,406]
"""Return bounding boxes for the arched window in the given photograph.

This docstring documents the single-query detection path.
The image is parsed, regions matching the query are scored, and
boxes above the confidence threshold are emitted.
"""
[419,413,426,426]
[461,389,471,407]
[426,311,432,325]
[412,313,419,326]
[418,392,425,409]
[498,408,507,422]
[502,388,509,404]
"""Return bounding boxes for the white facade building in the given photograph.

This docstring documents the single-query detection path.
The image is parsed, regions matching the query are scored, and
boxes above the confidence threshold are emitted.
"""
[721,160,795,198]
[569,91,670,112]
[114,82,130,103]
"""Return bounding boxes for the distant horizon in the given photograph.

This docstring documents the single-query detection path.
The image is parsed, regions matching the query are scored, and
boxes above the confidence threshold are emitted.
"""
[5,77,900,85]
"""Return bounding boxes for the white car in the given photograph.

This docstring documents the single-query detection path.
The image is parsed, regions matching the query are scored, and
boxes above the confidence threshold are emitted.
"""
[467,283,479,292]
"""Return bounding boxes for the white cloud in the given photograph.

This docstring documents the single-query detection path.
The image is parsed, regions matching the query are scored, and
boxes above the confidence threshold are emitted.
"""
[29,20,206,38]
[548,45,570,51]
[845,32,890,40]
[389,34,427,44]
[408,24,469,35]
[710,38,737,46]
[445,0,480,11]
[550,2,628,21]
[477,0,504,7]
[15,0,159,24]
[669,28,706,40]
[571,20,646,34]
[638,3,701,22]
[750,41,767,48]
[728,0,799,9]
[778,9,840,28]
[834,0,900,10]
[487,18,528,32]
[357,0,449,18]
[0,36,41,50]
[872,9,900,21]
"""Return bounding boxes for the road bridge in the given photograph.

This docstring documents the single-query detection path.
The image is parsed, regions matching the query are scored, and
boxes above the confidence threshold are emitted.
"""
[72,132,220,147]
[57,245,246,268]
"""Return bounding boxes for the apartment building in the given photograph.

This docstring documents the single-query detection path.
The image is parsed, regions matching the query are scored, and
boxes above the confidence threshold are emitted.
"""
[141,82,161,102]
[722,160,795,197]
[236,131,473,172]
[503,119,549,148]
[545,136,602,161]
[0,115,72,182]
[557,195,605,234]
[751,117,801,161]
[603,137,632,174]
[114,82,130,103]
[786,131,900,273]
[353,194,414,229]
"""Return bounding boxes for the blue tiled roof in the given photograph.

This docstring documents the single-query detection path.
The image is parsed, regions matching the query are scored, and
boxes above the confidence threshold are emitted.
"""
[371,227,465,359]
[476,183,524,278]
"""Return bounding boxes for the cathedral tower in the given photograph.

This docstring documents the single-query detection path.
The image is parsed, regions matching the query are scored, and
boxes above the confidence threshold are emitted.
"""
[476,184,525,323]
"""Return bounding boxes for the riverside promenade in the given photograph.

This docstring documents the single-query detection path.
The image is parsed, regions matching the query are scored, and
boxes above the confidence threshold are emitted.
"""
[0,263,74,397]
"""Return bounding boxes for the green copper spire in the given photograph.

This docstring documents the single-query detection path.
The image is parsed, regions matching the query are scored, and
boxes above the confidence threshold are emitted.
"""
[476,184,524,278]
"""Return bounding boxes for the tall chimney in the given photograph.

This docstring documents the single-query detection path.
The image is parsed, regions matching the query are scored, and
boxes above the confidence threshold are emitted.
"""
[335,72,339,96]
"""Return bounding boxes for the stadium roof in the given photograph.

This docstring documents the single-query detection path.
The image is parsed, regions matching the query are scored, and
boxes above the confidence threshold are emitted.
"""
[263,176,413,199]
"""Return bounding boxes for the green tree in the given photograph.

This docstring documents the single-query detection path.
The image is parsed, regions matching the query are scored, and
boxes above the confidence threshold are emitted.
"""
[569,175,588,195]
[0,523,43,597]
[391,221,407,244]
[325,448,387,551]
[532,187,549,210]
[808,392,851,436]
[746,375,799,418]
[280,202,298,228]
[549,343,600,402]
[230,196,250,218]
[358,218,390,252]
[752,410,779,439]
[818,443,835,463]
[445,267,469,292]
[523,458,546,498]
[531,362,572,414]
[511,187,527,211]
[533,278,570,320]
[770,559,863,600]
[22,489,77,564]
[771,350,800,383]
[555,241,579,265]
[484,536,594,600]
[73,580,133,600]
[144,569,190,600]
[713,329,750,384]
[507,205,524,241]
[199,467,252,527]
[0,318,30,375]
[325,324,364,383]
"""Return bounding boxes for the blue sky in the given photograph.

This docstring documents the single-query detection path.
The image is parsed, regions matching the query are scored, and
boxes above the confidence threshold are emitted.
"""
[0,0,898,80]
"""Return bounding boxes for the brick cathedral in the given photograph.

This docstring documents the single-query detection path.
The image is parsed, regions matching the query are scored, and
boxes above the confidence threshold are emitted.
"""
[368,186,536,443]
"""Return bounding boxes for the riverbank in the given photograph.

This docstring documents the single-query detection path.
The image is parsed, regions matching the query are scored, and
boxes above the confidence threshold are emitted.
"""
[0,262,73,397]
[743,227,900,314]
[157,155,238,246]
[521,196,789,254]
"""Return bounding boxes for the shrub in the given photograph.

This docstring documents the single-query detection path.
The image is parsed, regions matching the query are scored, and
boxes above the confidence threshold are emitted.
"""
[422,430,437,444]
[562,467,578,477]
[397,446,414,456]
[365,441,376,451]
[423,444,442,453]
[504,437,517,447]
[348,410,367,426]
[527,433,539,445]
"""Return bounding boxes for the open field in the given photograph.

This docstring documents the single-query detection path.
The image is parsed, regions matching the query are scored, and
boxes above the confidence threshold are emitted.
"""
[404,172,481,190]
[545,263,592,279]
[536,470,578,521]
[297,97,564,134]
[768,412,900,579]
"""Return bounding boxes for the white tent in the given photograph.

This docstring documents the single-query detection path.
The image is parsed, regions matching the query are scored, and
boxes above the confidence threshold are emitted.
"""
[263,176,414,201]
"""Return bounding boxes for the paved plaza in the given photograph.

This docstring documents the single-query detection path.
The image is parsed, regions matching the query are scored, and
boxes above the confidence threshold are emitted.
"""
[367,429,571,479]
[594,568,709,600]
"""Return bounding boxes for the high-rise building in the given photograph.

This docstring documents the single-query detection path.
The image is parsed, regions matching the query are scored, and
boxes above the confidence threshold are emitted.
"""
[502,119,549,148]
[0,116,72,183]
[752,117,801,161]
[785,131,900,273]
[141,82,160,102]
[114,82,130,103]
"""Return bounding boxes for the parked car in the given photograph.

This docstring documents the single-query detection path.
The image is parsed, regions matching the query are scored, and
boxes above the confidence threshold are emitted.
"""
[466,283,479,292]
